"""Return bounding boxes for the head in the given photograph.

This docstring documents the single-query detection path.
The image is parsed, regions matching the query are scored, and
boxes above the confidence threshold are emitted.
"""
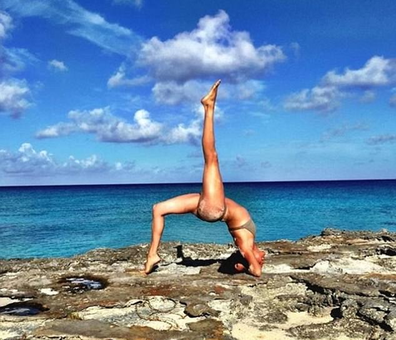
[230,230,265,274]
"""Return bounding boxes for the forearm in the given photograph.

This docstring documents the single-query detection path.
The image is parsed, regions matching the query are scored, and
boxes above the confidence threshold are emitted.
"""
[243,249,262,277]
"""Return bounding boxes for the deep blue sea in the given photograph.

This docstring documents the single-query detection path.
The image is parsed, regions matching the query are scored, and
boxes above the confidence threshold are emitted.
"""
[0,180,395,259]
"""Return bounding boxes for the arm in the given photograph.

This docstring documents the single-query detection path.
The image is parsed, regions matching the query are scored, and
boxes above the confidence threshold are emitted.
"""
[240,246,262,277]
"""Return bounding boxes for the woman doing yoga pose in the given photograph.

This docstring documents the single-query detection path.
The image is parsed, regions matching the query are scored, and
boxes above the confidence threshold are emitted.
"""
[143,80,265,277]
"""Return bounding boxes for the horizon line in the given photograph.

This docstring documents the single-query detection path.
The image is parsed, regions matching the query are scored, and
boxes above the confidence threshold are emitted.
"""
[1,177,395,189]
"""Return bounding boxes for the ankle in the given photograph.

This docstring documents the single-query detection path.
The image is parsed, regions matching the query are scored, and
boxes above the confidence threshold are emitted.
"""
[202,103,214,110]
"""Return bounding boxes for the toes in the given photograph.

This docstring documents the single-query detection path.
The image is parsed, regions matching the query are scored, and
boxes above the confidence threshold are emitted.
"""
[212,79,221,89]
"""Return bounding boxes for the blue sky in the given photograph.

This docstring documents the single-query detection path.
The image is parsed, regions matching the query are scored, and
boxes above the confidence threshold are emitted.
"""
[0,0,395,185]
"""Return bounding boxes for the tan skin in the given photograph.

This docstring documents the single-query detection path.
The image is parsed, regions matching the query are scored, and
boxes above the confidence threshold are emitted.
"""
[143,80,265,277]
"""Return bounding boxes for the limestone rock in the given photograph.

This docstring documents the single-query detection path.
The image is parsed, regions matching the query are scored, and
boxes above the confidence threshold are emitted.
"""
[1,228,396,339]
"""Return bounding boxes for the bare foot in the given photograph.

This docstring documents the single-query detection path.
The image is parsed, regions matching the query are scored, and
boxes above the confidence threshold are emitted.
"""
[201,79,221,108]
[142,253,161,275]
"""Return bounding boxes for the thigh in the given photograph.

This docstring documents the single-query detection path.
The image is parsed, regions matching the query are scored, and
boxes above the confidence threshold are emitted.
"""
[201,163,225,204]
[155,193,200,216]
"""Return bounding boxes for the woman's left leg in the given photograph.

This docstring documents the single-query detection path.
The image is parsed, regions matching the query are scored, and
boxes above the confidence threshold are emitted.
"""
[144,193,200,274]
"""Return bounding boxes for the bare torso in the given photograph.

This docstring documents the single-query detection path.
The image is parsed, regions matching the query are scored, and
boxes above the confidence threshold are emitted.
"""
[222,198,251,229]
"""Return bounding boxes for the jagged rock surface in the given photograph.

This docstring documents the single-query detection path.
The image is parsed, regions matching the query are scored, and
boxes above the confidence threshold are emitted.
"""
[1,228,396,340]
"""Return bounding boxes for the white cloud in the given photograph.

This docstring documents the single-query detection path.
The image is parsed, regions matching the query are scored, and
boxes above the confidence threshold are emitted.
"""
[0,11,12,39]
[0,79,31,118]
[284,85,341,113]
[36,107,163,143]
[0,12,34,118]
[285,56,396,113]
[235,80,266,100]
[107,64,150,88]
[48,59,68,72]
[163,102,226,145]
[152,80,210,105]
[108,10,284,104]
[0,12,38,78]
[1,47,38,76]
[322,56,396,88]
[0,143,135,176]
[0,0,141,56]
[138,10,285,83]
[151,78,267,106]
[36,104,217,146]
[165,119,201,145]
[0,143,55,174]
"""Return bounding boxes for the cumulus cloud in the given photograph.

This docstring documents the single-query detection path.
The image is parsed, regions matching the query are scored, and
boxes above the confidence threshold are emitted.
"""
[48,59,68,72]
[106,10,284,104]
[322,56,396,88]
[0,143,134,176]
[0,11,34,118]
[165,118,201,145]
[151,80,210,105]
[0,143,55,174]
[284,56,396,113]
[138,10,285,84]
[36,105,210,146]
[0,79,31,118]
[151,78,267,106]
[367,134,396,145]
[0,0,141,56]
[284,85,341,113]
[36,107,163,143]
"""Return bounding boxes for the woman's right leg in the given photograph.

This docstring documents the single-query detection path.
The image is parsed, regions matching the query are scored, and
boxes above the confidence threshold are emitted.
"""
[144,193,200,274]
[197,80,226,220]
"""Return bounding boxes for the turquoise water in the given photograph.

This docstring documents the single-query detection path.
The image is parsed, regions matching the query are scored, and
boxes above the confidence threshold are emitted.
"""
[0,180,395,259]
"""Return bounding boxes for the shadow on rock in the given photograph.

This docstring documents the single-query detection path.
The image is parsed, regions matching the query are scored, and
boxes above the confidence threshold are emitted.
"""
[175,245,220,267]
[217,250,249,275]
[175,245,248,275]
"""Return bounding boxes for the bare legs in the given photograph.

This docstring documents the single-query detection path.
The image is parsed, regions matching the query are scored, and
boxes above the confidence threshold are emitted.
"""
[143,80,224,274]
[143,193,200,274]
[197,80,226,221]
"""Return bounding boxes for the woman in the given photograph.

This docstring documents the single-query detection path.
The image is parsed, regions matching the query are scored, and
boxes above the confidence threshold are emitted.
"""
[143,80,265,277]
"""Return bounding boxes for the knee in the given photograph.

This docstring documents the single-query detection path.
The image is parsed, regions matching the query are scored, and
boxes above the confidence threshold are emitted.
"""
[152,203,161,216]
[205,151,218,164]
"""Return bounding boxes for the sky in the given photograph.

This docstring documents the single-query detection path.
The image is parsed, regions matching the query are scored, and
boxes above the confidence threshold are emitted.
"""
[0,0,395,186]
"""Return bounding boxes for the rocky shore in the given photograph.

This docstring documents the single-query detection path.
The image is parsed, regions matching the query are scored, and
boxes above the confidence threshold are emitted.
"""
[1,228,396,340]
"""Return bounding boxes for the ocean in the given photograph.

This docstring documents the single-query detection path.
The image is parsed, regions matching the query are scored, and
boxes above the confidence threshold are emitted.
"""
[0,180,395,259]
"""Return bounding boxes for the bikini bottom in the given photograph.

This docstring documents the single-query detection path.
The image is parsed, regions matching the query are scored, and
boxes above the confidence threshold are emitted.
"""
[229,219,256,237]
